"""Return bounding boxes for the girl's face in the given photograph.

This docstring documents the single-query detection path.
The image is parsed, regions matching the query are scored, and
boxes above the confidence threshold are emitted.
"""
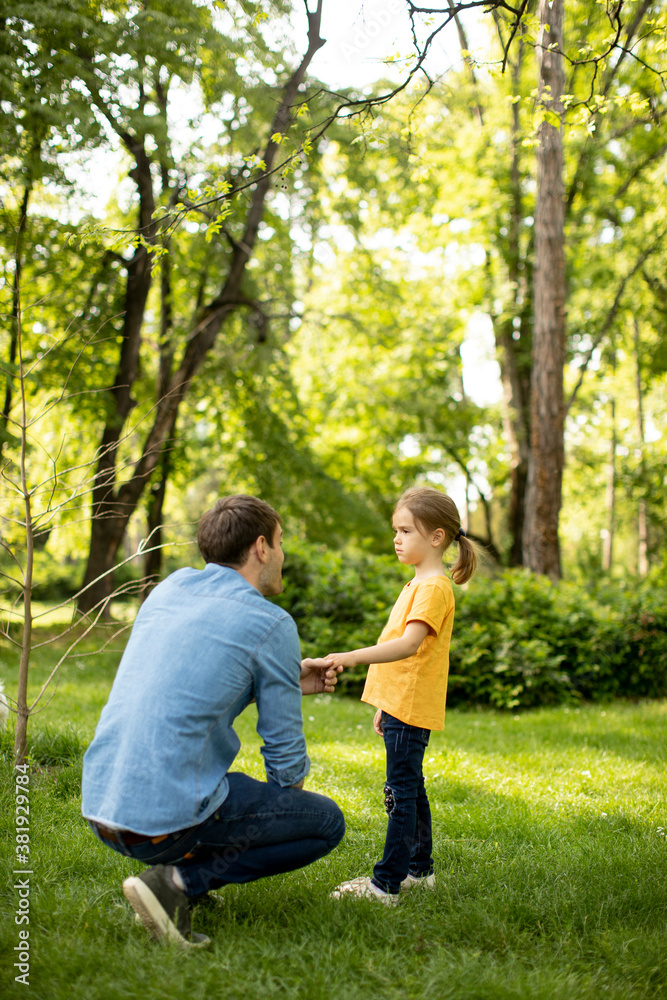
[392,507,438,566]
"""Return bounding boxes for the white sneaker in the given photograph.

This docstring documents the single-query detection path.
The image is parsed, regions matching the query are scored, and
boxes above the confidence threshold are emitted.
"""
[400,872,436,891]
[330,876,399,906]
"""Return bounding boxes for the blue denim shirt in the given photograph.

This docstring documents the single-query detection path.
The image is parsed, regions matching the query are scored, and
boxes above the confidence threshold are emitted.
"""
[81,564,310,835]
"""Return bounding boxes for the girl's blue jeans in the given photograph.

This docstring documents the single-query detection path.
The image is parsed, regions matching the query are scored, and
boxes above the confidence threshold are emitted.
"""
[89,771,345,899]
[371,711,434,895]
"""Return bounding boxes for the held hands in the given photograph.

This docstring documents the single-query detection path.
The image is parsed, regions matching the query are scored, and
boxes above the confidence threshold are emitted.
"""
[324,651,359,670]
[300,645,365,695]
[300,657,342,695]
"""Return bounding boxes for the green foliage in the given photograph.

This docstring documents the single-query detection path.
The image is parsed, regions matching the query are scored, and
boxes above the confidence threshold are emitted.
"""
[1,0,666,606]
[0,1,105,182]
[450,571,667,709]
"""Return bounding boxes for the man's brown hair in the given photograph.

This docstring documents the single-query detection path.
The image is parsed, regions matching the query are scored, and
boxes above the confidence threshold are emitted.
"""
[197,495,281,566]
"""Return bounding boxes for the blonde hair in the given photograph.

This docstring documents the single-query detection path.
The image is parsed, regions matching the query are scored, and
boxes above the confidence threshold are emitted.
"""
[394,486,479,585]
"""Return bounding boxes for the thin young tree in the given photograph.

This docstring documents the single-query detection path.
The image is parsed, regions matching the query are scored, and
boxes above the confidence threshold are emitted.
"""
[0,289,182,763]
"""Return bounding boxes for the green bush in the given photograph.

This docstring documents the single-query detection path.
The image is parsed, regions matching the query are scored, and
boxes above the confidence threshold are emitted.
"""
[450,570,667,709]
[274,545,667,708]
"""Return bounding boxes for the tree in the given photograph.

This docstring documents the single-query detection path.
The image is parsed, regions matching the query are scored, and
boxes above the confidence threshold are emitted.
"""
[74,0,537,609]
[393,0,667,574]
[0,288,157,763]
[0,1,103,453]
[63,2,324,611]
[522,0,565,579]
[3,0,665,600]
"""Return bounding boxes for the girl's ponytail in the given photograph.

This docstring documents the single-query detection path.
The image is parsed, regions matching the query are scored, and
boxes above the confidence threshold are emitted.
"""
[449,530,480,586]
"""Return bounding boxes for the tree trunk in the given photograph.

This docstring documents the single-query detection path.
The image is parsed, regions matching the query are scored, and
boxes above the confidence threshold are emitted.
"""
[77,8,326,614]
[77,140,157,615]
[523,0,565,580]
[141,443,172,600]
[139,185,177,603]
[634,318,649,576]
[1,182,31,455]
[15,305,33,765]
[602,393,616,572]
[140,408,177,601]
[495,264,532,566]
[490,39,533,565]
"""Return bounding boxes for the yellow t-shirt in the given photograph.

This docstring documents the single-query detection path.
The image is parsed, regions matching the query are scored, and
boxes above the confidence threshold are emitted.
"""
[361,575,455,731]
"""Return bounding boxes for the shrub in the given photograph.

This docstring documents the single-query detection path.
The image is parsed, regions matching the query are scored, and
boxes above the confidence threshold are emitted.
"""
[452,571,629,708]
[447,570,667,709]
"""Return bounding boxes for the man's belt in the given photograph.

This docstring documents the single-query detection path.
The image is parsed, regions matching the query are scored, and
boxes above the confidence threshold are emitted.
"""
[94,823,171,846]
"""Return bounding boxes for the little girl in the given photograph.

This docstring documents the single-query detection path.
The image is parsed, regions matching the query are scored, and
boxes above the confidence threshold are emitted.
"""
[327,486,478,904]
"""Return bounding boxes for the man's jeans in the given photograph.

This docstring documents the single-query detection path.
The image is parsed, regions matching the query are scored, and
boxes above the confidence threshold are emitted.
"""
[90,772,345,898]
[372,711,434,895]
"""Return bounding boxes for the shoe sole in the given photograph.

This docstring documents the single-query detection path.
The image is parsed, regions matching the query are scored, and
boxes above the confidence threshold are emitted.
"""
[401,876,436,891]
[330,880,399,905]
[122,876,209,949]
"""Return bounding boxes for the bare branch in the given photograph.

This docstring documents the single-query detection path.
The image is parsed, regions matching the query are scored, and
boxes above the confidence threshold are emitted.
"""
[565,232,666,415]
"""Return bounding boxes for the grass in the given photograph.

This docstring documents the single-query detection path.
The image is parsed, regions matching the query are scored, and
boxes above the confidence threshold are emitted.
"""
[1,632,666,1000]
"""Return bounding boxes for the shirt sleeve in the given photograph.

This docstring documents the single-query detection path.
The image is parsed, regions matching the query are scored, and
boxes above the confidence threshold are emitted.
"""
[406,581,450,635]
[253,616,310,787]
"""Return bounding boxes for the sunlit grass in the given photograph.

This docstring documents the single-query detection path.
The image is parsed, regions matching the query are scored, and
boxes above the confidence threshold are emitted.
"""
[1,642,665,1000]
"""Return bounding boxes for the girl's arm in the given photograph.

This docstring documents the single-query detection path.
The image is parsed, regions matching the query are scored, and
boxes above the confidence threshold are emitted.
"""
[326,621,430,670]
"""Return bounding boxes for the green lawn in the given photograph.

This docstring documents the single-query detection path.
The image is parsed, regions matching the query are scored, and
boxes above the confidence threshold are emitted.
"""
[1,637,666,1000]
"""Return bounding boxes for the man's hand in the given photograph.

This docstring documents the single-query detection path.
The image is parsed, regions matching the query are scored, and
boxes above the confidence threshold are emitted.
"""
[300,657,342,695]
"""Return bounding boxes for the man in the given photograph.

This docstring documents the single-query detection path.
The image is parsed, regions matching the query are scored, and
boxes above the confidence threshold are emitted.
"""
[81,495,345,948]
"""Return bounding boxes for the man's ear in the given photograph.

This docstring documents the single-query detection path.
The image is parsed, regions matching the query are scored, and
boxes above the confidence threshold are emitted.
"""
[253,534,270,563]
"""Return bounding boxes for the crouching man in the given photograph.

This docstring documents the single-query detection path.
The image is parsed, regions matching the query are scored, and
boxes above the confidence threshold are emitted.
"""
[81,495,345,947]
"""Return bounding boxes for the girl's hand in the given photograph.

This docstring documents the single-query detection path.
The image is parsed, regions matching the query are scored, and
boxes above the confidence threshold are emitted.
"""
[373,708,384,737]
[325,651,357,670]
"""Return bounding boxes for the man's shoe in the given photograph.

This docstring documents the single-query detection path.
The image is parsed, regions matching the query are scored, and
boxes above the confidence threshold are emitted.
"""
[133,889,223,926]
[122,865,210,948]
[400,872,436,891]
[330,876,399,906]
